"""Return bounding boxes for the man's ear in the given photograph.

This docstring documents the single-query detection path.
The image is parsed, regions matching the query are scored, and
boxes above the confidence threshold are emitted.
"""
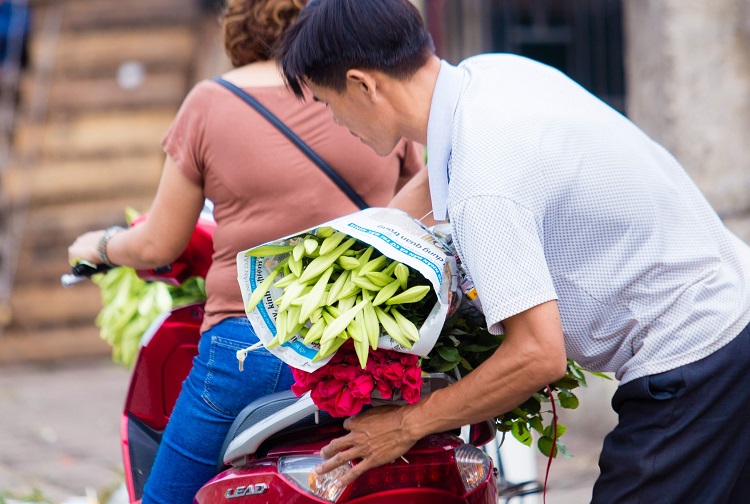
[345,69,378,102]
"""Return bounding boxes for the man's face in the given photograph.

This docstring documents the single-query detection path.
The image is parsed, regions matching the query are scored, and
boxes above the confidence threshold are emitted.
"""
[306,79,400,157]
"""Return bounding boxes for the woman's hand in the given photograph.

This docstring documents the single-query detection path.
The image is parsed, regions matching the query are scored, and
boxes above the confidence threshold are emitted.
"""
[68,229,107,265]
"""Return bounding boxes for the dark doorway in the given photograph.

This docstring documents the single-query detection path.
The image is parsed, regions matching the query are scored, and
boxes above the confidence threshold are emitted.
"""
[490,0,625,113]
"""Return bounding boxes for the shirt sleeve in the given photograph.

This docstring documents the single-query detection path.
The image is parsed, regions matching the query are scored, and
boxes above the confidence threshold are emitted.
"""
[451,195,558,334]
[160,81,214,187]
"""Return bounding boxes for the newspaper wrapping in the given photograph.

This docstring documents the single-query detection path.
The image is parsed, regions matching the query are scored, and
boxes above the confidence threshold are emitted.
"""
[237,208,459,372]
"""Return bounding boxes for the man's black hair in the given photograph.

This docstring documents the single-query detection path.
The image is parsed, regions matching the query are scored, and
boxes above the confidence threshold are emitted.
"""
[276,0,434,98]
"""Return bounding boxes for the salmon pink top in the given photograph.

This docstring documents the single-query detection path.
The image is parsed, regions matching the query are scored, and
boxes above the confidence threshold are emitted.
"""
[162,80,424,332]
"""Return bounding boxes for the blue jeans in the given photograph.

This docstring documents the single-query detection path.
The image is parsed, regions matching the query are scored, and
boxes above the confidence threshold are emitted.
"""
[141,317,295,504]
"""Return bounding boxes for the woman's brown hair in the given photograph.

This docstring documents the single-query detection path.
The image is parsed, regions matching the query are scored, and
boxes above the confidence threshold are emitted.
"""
[223,0,308,67]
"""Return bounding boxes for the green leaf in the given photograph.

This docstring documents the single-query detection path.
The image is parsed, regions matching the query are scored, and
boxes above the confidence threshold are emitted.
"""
[436,345,460,362]
[461,343,499,352]
[511,421,532,446]
[529,416,544,434]
[495,422,512,433]
[436,360,459,372]
[425,354,459,373]
[518,396,542,415]
[555,439,574,459]
[425,354,447,367]
[543,423,567,439]
[568,363,586,382]
[458,357,473,371]
[537,436,557,458]
[510,407,526,418]
[557,390,580,409]
[551,376,581,390]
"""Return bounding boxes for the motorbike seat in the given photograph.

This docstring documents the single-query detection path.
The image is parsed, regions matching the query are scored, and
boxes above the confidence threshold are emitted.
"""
[219,390,337,469]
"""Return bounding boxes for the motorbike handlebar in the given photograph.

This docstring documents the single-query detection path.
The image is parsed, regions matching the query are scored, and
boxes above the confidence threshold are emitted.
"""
[61,263,112,288]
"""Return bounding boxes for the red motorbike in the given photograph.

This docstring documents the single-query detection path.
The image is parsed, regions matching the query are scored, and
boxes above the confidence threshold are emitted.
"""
[63,215,532,504]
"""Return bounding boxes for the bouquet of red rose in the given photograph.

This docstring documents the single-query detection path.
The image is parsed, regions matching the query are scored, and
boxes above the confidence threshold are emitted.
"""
[290,339,422,417]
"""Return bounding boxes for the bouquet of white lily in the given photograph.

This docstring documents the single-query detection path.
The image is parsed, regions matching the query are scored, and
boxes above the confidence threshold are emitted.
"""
[242,226,437,369]
[92,268,206,366]
[87,208,208,367]
[237,207,460,372]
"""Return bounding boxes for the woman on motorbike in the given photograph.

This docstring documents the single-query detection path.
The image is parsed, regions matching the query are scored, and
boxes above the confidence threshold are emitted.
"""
[67,1,424,502]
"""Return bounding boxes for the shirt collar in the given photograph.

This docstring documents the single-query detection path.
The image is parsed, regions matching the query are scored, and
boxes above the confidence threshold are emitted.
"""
[426,60,465,222]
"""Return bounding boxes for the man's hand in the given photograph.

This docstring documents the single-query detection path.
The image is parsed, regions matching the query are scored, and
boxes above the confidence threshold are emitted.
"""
[316,405,419,488]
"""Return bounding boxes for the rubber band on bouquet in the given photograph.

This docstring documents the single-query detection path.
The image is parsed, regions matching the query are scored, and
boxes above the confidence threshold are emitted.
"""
[235,341,265,372]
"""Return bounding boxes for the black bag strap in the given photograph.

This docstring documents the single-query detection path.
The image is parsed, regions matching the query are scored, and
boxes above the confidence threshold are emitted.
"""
[213,77,369,210]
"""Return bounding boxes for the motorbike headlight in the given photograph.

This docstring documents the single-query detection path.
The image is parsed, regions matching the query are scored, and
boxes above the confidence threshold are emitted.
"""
[454,443,492,492]
[278,455,352,502]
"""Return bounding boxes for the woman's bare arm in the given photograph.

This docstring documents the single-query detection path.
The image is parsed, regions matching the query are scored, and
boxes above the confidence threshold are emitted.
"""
[68,155,205,269]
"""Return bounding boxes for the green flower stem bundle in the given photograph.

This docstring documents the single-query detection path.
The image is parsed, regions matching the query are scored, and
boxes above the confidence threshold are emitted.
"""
[88,209,208,367]
[244,226,436,368]
[92,268,206,367]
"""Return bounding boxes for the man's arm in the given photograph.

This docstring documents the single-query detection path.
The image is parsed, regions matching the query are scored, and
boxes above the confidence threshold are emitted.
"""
[315,299,567,486]
[388,166,439,227]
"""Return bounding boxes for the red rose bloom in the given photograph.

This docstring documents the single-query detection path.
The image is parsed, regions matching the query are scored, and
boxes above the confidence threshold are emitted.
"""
[332,364,359,382]
[375,379,394,399]
[350,375,375,399]
[334,388,366,417]
[402,383,421,404]
[383,362,406,382]
[316,378,346,398]
[290,340,423,417]
[403,365,422,388]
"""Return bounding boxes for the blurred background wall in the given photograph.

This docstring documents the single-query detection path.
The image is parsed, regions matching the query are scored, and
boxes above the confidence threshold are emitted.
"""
[0,0,748,376]
[0,1,746,501]
[0,0,231,362]
[624,0,750,237]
